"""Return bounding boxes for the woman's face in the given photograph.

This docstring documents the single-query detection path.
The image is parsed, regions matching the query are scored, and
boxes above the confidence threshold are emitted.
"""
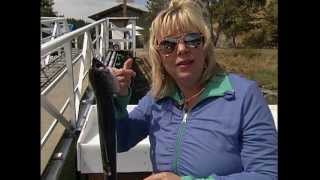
[157,31,206,88]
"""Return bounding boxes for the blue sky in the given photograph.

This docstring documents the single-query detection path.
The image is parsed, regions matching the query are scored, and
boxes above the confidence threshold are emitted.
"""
[53,0,147,22]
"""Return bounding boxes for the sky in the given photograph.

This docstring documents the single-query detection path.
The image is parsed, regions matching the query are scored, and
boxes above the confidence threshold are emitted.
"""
[53,0,147,22]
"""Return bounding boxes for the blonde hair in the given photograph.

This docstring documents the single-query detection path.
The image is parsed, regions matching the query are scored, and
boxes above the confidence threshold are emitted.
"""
[148,0,221,99]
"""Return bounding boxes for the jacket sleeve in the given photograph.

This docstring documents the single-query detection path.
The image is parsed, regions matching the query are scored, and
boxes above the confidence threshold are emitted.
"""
[182,82,278,180]
[114,92,153,152]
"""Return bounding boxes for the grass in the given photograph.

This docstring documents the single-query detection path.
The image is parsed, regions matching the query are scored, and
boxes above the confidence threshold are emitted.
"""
[215,48,278,90]
[215,48,278,104]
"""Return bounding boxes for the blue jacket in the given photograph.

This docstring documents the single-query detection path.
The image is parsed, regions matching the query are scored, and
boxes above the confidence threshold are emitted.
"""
[115,73,278,180]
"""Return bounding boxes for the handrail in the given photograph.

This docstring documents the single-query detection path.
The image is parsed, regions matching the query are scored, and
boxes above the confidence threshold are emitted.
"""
[41,19,106,56]
[41,17,70,66]
[41,18,108,150]
[41,18,67,24]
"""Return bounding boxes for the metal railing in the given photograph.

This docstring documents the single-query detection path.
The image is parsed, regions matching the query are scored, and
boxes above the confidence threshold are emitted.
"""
[41,18,107,150]
[41,17,71,67]
[41,17,70,44]
[41,17,139,178]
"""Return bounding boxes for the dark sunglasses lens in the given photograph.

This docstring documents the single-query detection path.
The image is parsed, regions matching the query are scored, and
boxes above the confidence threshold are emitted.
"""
[159,40,176,54]
[184,33,203,48]
[158,33,203,54]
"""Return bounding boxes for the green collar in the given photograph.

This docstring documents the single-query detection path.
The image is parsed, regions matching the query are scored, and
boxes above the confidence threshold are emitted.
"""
[169,73,233,105]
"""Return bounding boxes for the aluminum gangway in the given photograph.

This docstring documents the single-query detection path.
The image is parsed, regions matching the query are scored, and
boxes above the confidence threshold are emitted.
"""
[41,17,139,180]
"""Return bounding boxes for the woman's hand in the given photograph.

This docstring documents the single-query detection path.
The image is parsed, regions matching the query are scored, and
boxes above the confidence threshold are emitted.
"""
[144,172,180,180]
[110,58,136,96]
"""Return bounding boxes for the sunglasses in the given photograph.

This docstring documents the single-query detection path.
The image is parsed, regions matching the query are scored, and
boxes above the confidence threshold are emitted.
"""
[156,32,204,55]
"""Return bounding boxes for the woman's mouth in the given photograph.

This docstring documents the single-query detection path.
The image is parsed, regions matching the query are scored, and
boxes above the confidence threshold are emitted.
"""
[176,59,194,67]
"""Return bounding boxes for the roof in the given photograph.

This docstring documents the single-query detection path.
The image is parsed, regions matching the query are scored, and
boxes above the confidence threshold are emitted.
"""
[88,3,148,20]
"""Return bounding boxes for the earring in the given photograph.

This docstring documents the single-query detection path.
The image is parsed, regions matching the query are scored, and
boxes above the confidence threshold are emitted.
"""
[160,64,166,80]
[161,71,165,80]
[204,59,208,70]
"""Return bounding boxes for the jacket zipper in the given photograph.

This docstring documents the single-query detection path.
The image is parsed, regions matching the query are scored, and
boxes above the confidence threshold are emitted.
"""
[172,109,188,174]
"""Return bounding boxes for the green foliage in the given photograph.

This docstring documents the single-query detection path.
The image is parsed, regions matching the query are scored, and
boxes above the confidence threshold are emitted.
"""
[40,0,56,17]
[242,0,278,48]
[142,0,170,43]
[264,0,278,47]
[211,0,267,48]
[145,0,169,22]
[142,0,277,48]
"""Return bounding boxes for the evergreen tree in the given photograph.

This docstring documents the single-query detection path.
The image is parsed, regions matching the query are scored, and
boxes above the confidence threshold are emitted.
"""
[40,0,57,17]
[142,0,170,43]
[143,0,276,48]
[242,0,278,48]
[264,0,278,47]
[210,0,266,47]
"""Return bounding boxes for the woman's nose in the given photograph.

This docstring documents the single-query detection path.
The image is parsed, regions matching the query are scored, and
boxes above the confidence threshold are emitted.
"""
[177,41,189,55]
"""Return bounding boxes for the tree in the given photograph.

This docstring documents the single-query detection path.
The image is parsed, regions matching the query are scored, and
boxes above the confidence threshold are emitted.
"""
[210,0,267,47]
[143,0,272,48]
[142,0,170,43]
[263,0,278,47]
[242,0,278,48]
[145,0,170,25]
[40,0,57,17]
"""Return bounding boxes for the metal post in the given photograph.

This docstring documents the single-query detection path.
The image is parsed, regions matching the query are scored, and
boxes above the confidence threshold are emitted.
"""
[100,22,106,59]
[82,31,93,64]
[58,21,66,58]
[95,26,100,56]
[106,19,110,52]
[63,19,70,34]
[52,22,58,39]
[132,19,136,57]
[40,23,43,44]
[64,42,77,128]
[75,37,78,50]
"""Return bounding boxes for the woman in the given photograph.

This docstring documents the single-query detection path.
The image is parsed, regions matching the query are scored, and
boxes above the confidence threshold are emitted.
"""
[111,0,277,179]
